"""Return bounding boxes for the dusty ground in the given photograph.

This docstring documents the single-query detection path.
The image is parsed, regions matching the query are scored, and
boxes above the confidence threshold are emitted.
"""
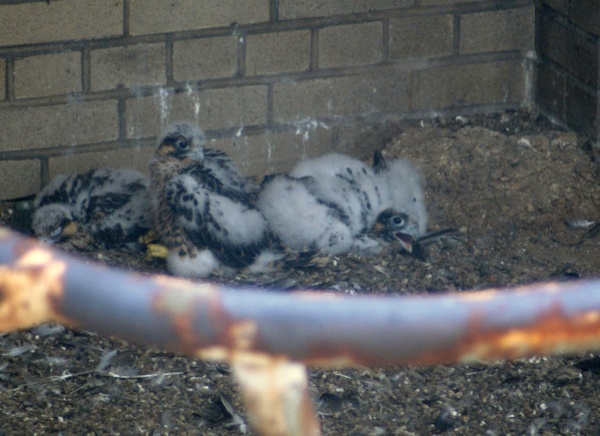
[1,110,600,435]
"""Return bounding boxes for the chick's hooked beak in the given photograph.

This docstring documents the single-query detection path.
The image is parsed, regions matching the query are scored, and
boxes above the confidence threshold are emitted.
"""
[374,210,421,254]
[188,147,205,162]
[38,221,79,245]
[395,233,415,253]
[393,221,419,253]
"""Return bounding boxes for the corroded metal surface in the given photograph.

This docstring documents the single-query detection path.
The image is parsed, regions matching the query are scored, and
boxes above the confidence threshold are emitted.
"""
[233,356,320,436]
[0,237,71,331]
[2,227,600,366]
[3,227,600,435]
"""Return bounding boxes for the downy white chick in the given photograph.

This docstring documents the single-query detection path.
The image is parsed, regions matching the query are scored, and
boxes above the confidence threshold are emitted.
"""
[258,151,427,255]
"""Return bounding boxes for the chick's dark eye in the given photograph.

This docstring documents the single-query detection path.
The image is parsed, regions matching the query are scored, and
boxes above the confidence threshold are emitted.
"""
[176,139,190,150]
[392,216,405,226]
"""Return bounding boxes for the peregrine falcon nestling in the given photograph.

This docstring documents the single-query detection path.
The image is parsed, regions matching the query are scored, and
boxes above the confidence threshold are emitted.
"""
[32,168,153,250]
[258,151,427,256]
[149,122,324,279]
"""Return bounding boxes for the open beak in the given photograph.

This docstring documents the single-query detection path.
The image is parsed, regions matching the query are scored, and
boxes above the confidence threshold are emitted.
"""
[394,232,416,253]
[392,222,420,253]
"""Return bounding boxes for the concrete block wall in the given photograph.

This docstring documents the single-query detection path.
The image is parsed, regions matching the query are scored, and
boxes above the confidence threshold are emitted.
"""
[535,0,600,141]
[0,0,535,200]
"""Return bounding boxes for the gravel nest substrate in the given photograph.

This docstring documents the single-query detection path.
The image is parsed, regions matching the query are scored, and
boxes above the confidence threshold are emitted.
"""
[1,110,600,435]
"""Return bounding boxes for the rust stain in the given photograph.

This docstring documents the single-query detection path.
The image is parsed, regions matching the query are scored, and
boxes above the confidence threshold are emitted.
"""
[411,306,600,366]
[475,309,600,359]
[233,355,320,436]
[150,278,232,355]
[297,303,600,368]
[229,319,259,351]
[0,249,71,332]
[15,248,56,267]
[150,277,268,363]
[193,345,231,362]
[448,282,564,303]
[300,339,376,367]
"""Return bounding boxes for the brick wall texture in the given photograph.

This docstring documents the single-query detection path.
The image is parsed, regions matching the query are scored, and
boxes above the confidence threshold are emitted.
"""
[536,0,600,140]
[0,0,535,200]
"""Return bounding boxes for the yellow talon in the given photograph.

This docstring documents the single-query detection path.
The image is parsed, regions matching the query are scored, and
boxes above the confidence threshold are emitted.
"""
[146,243,169,260]
[139,230,158,245]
